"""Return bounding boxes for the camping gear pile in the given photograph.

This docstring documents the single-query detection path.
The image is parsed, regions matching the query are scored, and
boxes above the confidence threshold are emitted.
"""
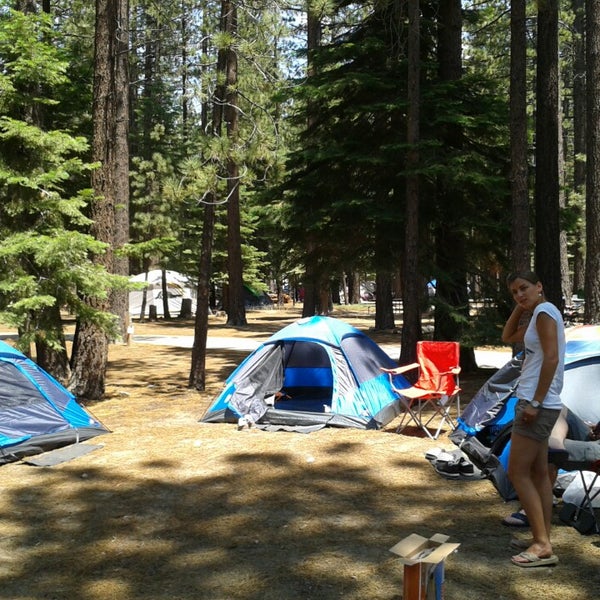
[449,324,600,533]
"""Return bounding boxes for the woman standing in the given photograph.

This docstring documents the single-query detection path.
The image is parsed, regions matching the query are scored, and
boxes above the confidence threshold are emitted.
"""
[502,271,565,567]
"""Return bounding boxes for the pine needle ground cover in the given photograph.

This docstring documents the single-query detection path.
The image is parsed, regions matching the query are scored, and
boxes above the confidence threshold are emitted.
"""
[0,309,598,600]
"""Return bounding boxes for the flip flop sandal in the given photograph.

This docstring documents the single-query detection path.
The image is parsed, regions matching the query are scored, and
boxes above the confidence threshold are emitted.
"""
[511,552,559,568]
[509,537,533,550]
[502,511,530,527]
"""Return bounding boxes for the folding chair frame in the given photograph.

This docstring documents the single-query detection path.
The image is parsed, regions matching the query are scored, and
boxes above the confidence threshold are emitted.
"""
[551,452,600,534]
[392,379,459,440]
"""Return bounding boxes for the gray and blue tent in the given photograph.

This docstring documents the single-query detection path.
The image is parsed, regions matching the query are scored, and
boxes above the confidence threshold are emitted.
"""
[0,340,109,465]
[201,316,409,430]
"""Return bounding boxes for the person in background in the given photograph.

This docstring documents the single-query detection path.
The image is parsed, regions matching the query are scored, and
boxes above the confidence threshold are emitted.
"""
[501,271,565,568]
[502,408,600,528]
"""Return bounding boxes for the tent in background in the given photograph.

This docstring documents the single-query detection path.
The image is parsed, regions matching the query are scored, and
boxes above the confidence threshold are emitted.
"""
[129,270,196,319]
[201,315,409,431]
[0,341,109,465]
[243,284,273,309]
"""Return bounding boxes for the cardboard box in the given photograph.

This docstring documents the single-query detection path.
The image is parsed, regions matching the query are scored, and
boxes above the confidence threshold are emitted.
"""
[389,532,460,566]
[389,534,460,600]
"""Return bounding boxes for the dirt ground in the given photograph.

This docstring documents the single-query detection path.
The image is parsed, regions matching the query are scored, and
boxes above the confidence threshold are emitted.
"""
[1,306,599,600]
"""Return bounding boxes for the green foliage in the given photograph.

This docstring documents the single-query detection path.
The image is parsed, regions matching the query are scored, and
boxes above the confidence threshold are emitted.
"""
[276,1,510,298]
[3,0,587,347]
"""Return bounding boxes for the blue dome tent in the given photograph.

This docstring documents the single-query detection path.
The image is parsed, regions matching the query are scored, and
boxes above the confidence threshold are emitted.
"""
[0,340,109,465]
[201,316,409,430]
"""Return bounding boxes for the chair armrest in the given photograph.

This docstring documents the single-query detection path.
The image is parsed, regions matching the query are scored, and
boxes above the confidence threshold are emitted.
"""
[380,362,419,375]
[436,367,461,377]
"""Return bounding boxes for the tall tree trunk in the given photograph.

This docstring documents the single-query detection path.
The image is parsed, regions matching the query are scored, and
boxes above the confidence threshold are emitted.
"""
[572,0,586,297]
[535,0,563,310]
[433,0,476,369]
[189,199,216,390]
[375,270,395,331]
[189,1,228,389]
[347,271,361,304]
[223,1,246,326]
[302,6,322,318]
[111,0,130,334]
[181,1,189,138]
[585,0,600,321]
[35,304,70,384]
[558,100,572,303]
[400,0,421,365]
[70,0,129,399]
[510,0,530,272]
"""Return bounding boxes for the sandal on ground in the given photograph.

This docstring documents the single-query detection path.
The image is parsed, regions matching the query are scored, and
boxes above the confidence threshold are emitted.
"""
[502,511,529,527]
[511,552,558,568]
[509,537,533,550]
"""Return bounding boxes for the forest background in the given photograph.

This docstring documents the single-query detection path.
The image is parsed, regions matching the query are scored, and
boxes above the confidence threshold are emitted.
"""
[1,0,600,401]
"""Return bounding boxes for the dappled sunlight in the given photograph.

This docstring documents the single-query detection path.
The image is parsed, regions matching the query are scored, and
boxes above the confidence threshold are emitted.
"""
[0,312,598,599]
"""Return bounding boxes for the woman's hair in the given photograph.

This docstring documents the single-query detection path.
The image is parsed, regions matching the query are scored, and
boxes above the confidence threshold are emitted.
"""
[506,270,541,286]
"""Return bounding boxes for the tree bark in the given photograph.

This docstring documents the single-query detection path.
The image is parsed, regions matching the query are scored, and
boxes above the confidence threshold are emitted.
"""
[189,199,216,390]
[400,0,421,365]
[510,0,530,272]
[534,0,563,310]
[223,1,246,326]
[301,6,322,318]
[585,0,600,321]
[189,0,228,389]
[433,0,476,370]
[70,0,129,399]
[572,0,586,296]
[375,270,395,331]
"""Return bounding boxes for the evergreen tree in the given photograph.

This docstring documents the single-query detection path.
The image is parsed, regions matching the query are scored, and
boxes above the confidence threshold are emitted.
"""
[0,5,122,384]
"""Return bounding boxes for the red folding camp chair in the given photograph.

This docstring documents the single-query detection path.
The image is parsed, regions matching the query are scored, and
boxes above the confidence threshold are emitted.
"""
[382,341,461,439]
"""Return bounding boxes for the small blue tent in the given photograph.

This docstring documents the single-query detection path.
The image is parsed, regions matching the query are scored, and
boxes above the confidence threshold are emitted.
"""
[0,340,109,465]
[201,316,409,430]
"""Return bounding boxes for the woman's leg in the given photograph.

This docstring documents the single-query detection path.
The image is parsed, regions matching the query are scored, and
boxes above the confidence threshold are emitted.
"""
[507,432,553,558]
[548,407,569,450]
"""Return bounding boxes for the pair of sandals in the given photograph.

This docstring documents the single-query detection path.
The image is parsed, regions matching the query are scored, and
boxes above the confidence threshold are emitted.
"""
[505,512,559,568]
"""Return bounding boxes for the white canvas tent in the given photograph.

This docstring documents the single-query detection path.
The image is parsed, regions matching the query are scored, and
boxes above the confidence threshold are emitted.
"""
[129,270,196,319]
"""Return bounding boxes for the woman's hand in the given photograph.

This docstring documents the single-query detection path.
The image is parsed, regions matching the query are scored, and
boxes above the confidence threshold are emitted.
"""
[521,404,540,425]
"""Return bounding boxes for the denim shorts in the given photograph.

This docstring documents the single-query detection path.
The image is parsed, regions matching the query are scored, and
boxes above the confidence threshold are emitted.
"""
[513,399,561,441]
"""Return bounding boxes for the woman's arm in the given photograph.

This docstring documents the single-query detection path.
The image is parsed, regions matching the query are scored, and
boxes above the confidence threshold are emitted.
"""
[531,312,559,405]
[502,304,527,344]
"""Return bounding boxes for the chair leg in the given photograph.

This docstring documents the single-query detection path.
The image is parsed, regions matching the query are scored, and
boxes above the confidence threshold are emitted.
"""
[395,401,420,435]
[419,401,458,440]
[395,396,458,440]
[575,472,600,534]
[395,400,437,439]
